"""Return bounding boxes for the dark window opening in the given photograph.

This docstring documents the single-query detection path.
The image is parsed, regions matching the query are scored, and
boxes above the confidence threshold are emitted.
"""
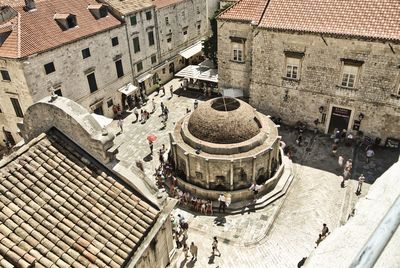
[99,6,108,18]
[133,37,140,53]
[67,15,77,28]
[111,37,119,46]
[44,62,55,74]
[151,55,157,64]
[87,72,98,93]
[54,88,62,96]
[148,31,155,46]
[130,15,137,25]
[107,99,113,107]
[82,48,91,59]
[10,98,23,118]
[93,105,103,115]
[136,62,143,72]
[167,37,171,43]
[1,70,11,81]
[146,11,152,20]
[115,59,124,78]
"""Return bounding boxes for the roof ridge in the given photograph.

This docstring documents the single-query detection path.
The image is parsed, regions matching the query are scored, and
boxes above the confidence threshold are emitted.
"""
[16,12,21,58]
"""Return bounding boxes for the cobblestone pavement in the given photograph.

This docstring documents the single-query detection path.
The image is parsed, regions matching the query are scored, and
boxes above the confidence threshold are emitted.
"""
[108,79,398,268]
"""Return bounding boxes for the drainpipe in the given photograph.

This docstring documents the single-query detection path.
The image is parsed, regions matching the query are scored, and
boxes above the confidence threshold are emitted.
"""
[153,7,162,77]
[123,17,135,84]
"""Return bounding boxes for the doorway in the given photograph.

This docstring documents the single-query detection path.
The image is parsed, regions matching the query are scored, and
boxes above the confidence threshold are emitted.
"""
[4,131,15,146]
[328,106,352,134]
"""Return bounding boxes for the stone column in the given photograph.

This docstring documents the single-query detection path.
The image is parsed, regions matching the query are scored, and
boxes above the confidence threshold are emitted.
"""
[184,152,190,182]
[276,136,282,161]
[268,148,272,178]
[205,158,210,189]
[230,160,234,190]
[252,156,257,182]
[171,142,178,168]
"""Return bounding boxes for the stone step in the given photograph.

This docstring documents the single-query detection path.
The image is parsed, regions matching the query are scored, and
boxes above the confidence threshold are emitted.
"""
[213,157,294,215]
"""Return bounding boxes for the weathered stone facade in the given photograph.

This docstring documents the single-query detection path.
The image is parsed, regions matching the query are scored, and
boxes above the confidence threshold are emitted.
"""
[217,20,253,97]
[0,26,130,146]
[249,31,400,142]
[218,23,400,143]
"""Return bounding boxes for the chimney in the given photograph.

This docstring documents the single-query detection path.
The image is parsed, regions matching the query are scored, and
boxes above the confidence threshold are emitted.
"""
[24,0,36,11]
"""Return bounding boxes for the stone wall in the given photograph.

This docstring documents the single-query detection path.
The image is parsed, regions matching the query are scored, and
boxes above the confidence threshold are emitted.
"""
[156,0,207,63]
[0,26,131,146]
[249,31,400,142]
[0,59,33,145]
[217,20,254,97]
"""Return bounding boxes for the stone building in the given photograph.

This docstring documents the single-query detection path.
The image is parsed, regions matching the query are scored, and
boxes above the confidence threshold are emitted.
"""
[170,97,285,201]
[0,95,177,268]
[0,0,131,146]
[99,0,160,94]
[218,0,400,143]
[152,0,209,84]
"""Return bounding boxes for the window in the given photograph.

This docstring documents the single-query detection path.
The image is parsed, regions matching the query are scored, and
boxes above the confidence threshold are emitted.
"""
[197,24,201,34]
[165,17,169,25]
[111,37,119,46]
[1,70,10,81]
[107,99,113,107]
[67,15,77,28]
[87,72,98,93]
[341,65,359,88]
[130,15,137,26]
[115,59,124,78]
[10,98,23,118]
[136,61,143,72]
[285,57,301,79]
[183,29,187,36]
[151,55,157,64]
[146,11,152,20]
[167,37,172,43]
[148,31,155,46]
[162,68,166,74]
[133,37,140,53]
[44,62,55,74]
[232,43,244,62]
[54,88,62,96]
[93,105,104,115]
[82,48,91,59]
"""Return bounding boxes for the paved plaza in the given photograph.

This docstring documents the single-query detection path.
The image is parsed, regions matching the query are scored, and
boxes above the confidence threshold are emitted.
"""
[108,79,398,268]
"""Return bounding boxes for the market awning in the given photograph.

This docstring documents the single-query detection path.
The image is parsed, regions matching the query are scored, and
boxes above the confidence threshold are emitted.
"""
[223,88,243,98]
[175,65,218,83]
[91,113,113,128]
[118,83,138,96]
[179,41,203,59]
[136,72,153,83]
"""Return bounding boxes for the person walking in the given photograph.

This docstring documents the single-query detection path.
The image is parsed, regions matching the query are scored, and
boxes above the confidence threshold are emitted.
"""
[133,107,139,123]
[356,174,366,195]
[338,155,344,169]
[218,194,226,213]
[212,236,221,256]
[296,133,303,146]
[149,140,154,155]
[170,85,174,98]
[315,234,324,248]
[160,102,165,115]
[118,119,123,133]
[190,242,198,260]
[194,99,198,110]
[182,242,189,258]
[321,223,329,238]
[151,99,156,113]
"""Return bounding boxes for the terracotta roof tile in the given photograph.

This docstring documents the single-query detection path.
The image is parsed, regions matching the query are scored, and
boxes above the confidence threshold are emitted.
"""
[0,130,159,267]
[153,0,184,9]
[0,0,122,58]
[222,0,400,41]
[100,0,153,15]
[218,0,269,23]
[259,0,400,41]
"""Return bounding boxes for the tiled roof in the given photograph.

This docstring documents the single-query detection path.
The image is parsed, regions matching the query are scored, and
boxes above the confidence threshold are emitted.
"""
[153,0,184,9]
[100,0,153,15]
[259,0,400,41]
[0,129,159,268]
[218,0,269,23]
[219,0,400,41]
[0,0,122,58]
